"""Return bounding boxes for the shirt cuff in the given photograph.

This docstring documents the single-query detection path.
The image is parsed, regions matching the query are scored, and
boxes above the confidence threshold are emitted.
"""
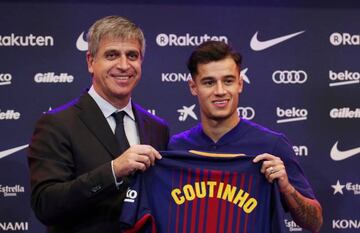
[111,160,124,188]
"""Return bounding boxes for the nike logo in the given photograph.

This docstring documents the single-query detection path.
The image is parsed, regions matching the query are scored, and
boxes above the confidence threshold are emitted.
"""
[250,30,305,51]
[76,32,88,51]
[0,144,29,159]
[330,141,360,161]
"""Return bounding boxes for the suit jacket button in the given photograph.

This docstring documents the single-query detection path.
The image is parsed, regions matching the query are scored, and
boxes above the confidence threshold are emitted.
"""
[91,185,102,193]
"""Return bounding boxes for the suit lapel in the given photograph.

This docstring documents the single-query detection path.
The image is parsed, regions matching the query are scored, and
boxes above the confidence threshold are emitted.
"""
[75,93,119,159]
[133,103,150,145]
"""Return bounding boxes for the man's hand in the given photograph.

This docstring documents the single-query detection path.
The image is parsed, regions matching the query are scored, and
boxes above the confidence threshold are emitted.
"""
[112,145,162,178]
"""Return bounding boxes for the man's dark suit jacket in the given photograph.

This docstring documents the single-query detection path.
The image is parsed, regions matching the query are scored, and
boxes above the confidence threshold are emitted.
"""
[28,93,169,233]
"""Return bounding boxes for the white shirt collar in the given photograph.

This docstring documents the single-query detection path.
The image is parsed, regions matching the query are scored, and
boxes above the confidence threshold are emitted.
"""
[88,86,135,120]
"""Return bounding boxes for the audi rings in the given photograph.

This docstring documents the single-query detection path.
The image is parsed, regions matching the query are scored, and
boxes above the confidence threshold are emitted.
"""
[272,70,307,84]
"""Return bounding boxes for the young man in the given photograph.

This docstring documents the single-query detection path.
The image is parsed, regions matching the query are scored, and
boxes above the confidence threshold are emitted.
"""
[168,41,323,232]
[28,16,169,233]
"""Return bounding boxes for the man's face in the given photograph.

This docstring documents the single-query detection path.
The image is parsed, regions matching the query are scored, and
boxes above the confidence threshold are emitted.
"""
[189,57,243,123]
[87,37,142,108]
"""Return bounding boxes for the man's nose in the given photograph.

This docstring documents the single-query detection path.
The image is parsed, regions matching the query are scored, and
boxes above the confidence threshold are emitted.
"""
[214,81,226,95]
[116,56,130,70]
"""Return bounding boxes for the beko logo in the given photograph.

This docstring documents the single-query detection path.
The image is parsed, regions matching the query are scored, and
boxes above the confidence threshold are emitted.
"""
[332,219,360,229]
[272,70,307,84]
[0,109,21,120]
[0,222,29,231]
[276,107,308,123]
[34,72,74,83]
[237,107,255,120]
[330,32,360,46]
[156,33,228,47]
[162,73,192,82]
[329,70,360,87]
[0,34,54,47]
[0,73,12,86]
[330,108,360,119]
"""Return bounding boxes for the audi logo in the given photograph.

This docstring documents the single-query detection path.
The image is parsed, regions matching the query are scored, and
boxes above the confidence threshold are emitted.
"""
[272,70,308,84]
[237,107,255,120]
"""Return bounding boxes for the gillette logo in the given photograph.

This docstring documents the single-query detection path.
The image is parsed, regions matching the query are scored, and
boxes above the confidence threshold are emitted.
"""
[156,33,228,47]
[0,73,12,86]
[330,108,360,119]
[34,72,74,83]
[0,109,21,120]
[276,107,308,123]
[330,32,360,46]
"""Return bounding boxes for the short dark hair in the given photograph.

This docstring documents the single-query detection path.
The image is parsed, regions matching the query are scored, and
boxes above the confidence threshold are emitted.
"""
[187,41,242,77]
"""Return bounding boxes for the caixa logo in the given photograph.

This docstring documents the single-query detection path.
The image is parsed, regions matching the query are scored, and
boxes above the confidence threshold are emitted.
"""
[156,33,228,47]
[272,70,307,84]
[124,188,137,203]
[0,222,28,231]
[0,73,12,86]
[330,32,360,46]
[333,219,360,229]
[276,107,308,123]
[237,107,255,120]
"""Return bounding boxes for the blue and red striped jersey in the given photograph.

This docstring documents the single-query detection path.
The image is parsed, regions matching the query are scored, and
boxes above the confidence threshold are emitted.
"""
[119,150,286,233]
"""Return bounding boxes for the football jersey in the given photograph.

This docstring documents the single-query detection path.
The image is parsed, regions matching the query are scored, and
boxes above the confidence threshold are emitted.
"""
[119,151,286,233]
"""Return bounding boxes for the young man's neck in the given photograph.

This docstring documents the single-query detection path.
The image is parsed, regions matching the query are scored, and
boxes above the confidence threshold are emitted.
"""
[201,115,240,143]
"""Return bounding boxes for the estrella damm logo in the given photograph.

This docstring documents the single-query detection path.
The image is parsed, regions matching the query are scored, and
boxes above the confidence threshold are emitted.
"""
[171,181,258,214]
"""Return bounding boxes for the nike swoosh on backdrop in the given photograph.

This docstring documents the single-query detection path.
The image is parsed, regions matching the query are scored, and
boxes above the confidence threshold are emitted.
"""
[76,32,88,51]
[250,30,305,51]
[330,141,360,161]
[0,144,29,159]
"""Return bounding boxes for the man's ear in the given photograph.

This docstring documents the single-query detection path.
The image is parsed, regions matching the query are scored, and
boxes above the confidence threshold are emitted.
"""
[188,78,198,96]
[238,74,244,94]
[86,51,94,74]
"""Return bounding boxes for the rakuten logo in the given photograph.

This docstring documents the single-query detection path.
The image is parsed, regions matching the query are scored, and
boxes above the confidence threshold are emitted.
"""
[34,72,74,83]
[0,222,29,231]
[161,73,192,82]
[0,73,12,86]
[0,109,20,120]
[293,145,308,156]
[0,34,54,47]
[237,107,255,120]
[272,70,307,84]
[333,219,360,229]
[330,108,360,119]
[329,70,360,87]
[276,107,308,123]
[330,32,360,46]
[156,33,228,47]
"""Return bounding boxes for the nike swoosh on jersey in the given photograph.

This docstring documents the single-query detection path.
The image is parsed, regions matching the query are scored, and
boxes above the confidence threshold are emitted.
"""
[0,144,29,159]
[330,141,360,161]
[250,31,305,51]
[76,32,88,51]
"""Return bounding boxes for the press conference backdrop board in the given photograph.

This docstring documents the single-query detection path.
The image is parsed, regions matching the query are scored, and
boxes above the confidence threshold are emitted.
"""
[0,3,359,233]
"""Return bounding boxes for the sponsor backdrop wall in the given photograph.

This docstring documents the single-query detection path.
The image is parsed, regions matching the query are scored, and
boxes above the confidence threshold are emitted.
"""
[0,2,359,233]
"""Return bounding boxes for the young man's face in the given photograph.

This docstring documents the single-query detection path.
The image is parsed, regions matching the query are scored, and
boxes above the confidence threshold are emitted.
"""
[87,36,143,108]
[189,57,243,123]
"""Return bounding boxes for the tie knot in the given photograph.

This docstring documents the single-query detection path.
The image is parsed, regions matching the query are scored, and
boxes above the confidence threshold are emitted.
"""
[112,111,126,124]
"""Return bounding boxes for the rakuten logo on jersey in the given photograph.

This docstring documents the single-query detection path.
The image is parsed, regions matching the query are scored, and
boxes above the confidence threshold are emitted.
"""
[161,73,192,82]
[333,219,360,229]
[237,107,255,120]
[330,32,360,46]
[0,73,12,86]
[330,108,360,119]
[0,222,29,231]
[276,107,308,123]
[272,70,307,84]
[0,109,20,120]
[34,72,74,83]
[0,33,54,47]
[329,70,360,87]
[284,219,302,232]
[156,33,228,47]
[293,145,308,156]
[0,184,25,197]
